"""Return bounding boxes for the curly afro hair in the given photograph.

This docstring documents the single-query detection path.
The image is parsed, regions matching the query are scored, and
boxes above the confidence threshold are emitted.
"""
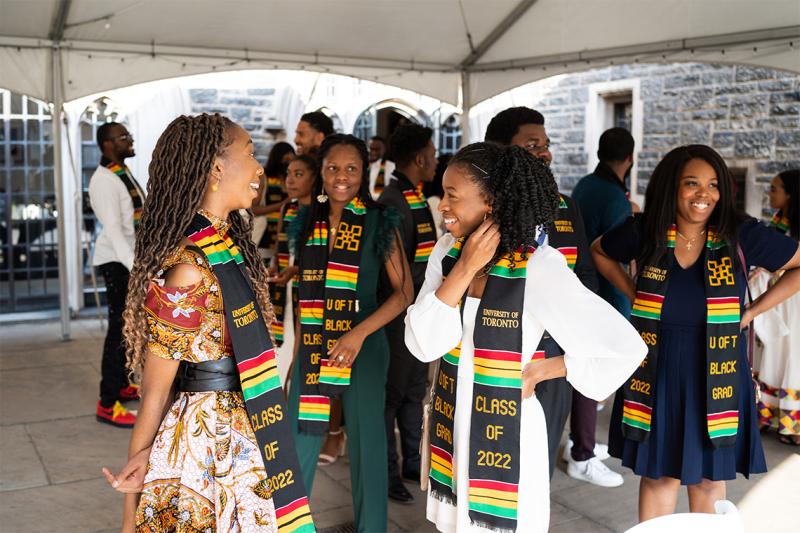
[449,142,560,257]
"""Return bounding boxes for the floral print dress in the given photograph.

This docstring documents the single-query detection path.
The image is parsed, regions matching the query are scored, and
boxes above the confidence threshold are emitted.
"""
[136,246,277,532]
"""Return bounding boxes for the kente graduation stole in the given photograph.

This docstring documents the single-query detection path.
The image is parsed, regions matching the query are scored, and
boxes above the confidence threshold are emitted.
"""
[429,238,535,532]
[398,176,436,263]
[185,213,315,533]
[623,225,741,448]
[106,161,144,229]
[259,176,288,249]
[296,198,367,434]
[374,160,387,197]
[770,211,790,234]
[269,200,300,345]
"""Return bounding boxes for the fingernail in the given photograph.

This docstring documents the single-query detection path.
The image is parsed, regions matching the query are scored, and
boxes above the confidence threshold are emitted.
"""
[112,480,120,488]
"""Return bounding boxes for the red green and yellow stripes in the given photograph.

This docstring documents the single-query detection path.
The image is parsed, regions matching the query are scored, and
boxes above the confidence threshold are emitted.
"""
[557,246,577,270]
[267,211,282,223]
[446,239,464,259]
[306,221,327,246]
[771,212,790,233]
[237,349,281,401]
[108,163,142,225]
[187,226,244,266]
[344,197,366,215]
[707,410,739,439]
[707,296,740,324]
[468,479,518,520]
[299,300,324,326]
[706,229,725,250]
[622,399,652,431]
[473,349,522,389]
[443,345,461,366]
[271,321,284,343]
[631,291,664,321]
[319,359,352,386]
[429,445,454,488]
[277,251,290,270]
[275,496,314,533]
[325,262,359,291]
[298,395,331,423]
[666,226,677,248]
[489,251,531,279]
[403,189,428,209]
[414,240,435,263]
[284,203,299,223]
[530,350,545,362]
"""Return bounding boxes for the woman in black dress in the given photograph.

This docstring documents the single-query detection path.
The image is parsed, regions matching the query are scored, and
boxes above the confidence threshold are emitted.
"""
[591,145,800,521]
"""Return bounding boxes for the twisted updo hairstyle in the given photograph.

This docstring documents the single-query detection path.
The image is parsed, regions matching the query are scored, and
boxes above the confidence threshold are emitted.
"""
[123,114,274,379]
[449,142,560,257]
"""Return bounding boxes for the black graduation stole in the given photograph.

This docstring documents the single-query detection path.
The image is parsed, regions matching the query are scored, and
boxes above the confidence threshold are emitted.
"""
[770,211,790,234]
[258,176,288,249]
[623,225,742,448]
[296,198,367,434]
[106,161,144,229]
[532,195,577,360]
[397,177,436,263]
[269,200,300,346]
[429,238,535,532]
[184,213,315,533]
[374,160,387,197]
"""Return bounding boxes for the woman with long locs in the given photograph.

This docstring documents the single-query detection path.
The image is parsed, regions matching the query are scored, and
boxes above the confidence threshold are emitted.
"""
[592,146,800,521]
[102,114,314,533]
[285,134,413,532]
[404,142,646,532]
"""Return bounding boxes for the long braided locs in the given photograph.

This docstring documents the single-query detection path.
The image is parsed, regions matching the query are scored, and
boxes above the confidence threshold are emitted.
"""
[123,114,275,380]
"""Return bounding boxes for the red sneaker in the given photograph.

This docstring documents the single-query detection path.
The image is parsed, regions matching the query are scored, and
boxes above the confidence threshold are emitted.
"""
[96,401,137,428]
[119,384,141,403]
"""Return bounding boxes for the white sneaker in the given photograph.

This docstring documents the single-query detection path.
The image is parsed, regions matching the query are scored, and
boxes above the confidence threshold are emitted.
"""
[566,457,624,487]
[561,439,611,462]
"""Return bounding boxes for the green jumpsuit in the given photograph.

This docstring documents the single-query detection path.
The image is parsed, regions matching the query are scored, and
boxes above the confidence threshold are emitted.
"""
[288,206,398,532]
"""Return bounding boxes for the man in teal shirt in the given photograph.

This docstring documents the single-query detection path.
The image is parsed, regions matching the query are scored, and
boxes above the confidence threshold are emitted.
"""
[572,127,635,318]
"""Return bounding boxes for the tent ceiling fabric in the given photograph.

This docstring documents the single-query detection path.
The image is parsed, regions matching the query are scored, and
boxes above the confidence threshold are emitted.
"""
[0,0,798,106]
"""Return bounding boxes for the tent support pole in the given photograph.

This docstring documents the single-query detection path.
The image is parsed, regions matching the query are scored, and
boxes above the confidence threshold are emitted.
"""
[460,70,471,145]
[51,44,71,341]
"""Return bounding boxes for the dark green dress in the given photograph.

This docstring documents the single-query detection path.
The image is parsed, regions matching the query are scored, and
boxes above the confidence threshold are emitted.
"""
[287,205,400,532]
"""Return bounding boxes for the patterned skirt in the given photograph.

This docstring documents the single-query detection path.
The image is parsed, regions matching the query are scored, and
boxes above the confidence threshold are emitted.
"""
[136,391,277,532]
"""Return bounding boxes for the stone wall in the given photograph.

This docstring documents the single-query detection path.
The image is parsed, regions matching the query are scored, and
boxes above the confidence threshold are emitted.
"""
[532,63,799,205]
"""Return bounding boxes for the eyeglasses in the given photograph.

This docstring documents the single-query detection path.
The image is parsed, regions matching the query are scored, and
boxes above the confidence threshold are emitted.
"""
[525,141,552,155]
[111,133,133,142]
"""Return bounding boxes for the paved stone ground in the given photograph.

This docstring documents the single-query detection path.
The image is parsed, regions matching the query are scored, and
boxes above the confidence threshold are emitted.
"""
[1,319,795,532]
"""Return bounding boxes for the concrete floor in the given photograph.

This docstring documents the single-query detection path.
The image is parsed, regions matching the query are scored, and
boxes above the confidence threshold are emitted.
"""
[0,318,795,532]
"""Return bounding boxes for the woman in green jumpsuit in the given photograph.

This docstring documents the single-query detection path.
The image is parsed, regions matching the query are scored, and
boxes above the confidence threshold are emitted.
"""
[287,134,412,532]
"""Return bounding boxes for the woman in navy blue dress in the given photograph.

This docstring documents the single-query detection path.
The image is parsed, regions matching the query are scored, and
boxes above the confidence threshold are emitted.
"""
[591,145,800,522]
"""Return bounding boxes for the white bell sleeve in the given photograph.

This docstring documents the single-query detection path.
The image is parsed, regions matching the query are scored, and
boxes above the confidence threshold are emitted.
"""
[527,246,647,401]
[404,234,463,363]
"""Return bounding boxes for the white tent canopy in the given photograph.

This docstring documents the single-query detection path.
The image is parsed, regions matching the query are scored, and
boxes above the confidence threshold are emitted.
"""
[1,0,798,337]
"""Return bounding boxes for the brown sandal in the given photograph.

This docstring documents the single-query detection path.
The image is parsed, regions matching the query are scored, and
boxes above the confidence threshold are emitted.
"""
[777,434,800,446]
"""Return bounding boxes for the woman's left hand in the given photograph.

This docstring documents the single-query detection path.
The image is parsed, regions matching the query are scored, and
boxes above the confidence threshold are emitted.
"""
[740,306,756,331]
[328,329,366,368]
[521,362,541,399]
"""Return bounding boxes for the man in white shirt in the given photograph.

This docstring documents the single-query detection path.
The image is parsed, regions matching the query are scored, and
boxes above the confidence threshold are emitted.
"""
[88,122,142,428]
[368,136,395,200]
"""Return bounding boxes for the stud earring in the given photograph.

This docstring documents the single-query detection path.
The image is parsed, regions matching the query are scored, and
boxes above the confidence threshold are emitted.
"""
[211,178,220,192]
[316,193,329,203]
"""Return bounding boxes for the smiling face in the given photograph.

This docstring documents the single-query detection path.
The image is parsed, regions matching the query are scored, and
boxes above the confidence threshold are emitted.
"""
[294,120,325,155]
[285,159,316,203]
[368,138,386,163]
[438,164,491,238]
[675,157,720,228]
[215,125,263,211]
[321,144,363,206]
[768,175,790,211]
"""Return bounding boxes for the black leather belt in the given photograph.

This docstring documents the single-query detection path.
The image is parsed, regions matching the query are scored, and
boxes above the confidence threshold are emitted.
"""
[176,357,242,392]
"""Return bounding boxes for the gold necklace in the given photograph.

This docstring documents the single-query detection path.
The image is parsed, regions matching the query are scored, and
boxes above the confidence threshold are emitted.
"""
[676,229,705,251]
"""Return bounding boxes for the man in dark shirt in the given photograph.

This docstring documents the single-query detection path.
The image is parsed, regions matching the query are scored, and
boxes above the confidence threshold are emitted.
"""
[378,124,438,503]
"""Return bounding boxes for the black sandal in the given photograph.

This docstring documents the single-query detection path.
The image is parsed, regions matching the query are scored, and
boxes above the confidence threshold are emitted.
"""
[777,434,800,447]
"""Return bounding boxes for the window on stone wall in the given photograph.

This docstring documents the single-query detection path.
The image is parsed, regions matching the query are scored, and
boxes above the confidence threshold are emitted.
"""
[79,97,125,307]
[353,106,376,142]
[729,167,748,213]
[613,100,633,131]
[0,90,58,313]
[438,114,462,155]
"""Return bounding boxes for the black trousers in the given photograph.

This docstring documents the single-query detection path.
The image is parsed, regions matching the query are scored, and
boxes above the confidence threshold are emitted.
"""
[569,390,598,461]
[535,376,573,479]
[384,317,428,480]
[97,262,130,407]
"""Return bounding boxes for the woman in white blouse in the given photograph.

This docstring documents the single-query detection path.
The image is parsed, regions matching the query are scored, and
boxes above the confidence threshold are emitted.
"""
[404,142,647,532]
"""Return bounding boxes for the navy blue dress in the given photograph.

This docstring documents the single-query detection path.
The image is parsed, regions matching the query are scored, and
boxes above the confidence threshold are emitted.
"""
[603,217,797,484]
